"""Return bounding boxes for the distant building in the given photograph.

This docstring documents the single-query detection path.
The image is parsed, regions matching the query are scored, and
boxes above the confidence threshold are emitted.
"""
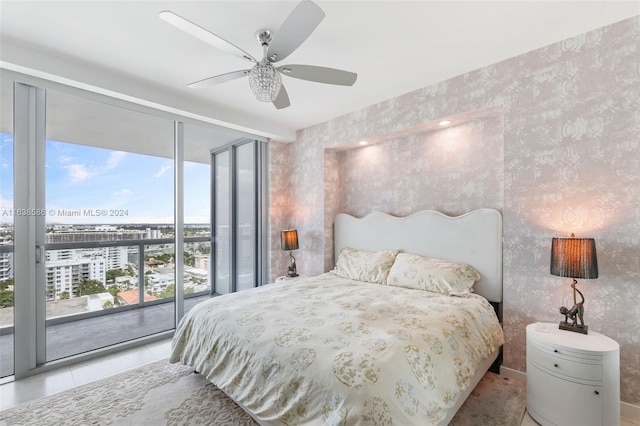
[185,267,208,281]
[147,273,174,293]
[145,258,165,268]
[117,289,157,305]
[45,257,106,301]
[0,235,12,282]
[194,254,209,271]
[87,292,114,311]
[46,228,150,243]
[145,228,161,239]
[103,246,129,270]
[114,275,137,290]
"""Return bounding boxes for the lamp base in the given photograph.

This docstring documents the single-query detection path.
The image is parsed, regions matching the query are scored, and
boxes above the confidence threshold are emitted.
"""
[286,250,298,278]
[559,322,588,334]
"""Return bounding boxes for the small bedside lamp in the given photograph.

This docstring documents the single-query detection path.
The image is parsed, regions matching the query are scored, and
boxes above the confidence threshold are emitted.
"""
[281,229,299,277]
[550,233,598,334]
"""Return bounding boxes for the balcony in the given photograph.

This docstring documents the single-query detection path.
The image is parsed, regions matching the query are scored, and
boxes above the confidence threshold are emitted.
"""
[0,294,212,378]
[0,233,214,379]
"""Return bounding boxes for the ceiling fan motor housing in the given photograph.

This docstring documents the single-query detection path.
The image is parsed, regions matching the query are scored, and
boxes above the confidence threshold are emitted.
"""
[256,29,273,46]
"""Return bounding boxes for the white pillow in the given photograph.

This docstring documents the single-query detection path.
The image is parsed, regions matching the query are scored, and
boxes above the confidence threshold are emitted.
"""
[386,252,480,294]
[332,248,401,284]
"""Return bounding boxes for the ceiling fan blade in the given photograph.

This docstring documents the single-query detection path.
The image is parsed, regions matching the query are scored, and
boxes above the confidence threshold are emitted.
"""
[159,11,256,63]
[188,70,251,89]
[273,84,290,109]
[267,0,325,63]
[278,65,357,86]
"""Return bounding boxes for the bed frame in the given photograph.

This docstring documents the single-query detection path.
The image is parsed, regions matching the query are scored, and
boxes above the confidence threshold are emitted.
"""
[334,208,503,303]
[334,208,503,425]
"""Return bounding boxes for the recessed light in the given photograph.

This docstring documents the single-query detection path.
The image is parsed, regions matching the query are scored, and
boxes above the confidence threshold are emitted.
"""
[438,120,451,126]
[359,140,368,145]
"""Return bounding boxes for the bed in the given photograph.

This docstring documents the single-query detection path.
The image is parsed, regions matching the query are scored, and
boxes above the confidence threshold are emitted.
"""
[170,209,504,425]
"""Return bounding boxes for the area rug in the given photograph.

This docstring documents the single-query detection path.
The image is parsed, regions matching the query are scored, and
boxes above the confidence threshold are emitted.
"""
[0,360,526,425]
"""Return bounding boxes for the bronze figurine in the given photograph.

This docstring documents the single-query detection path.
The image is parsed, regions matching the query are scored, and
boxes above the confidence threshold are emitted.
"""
[559,283,588,334]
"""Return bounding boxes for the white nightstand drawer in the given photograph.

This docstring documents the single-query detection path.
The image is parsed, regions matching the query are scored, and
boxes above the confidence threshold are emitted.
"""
[531,338,602,362]
[528,343,602,382]
[527,362,603,426]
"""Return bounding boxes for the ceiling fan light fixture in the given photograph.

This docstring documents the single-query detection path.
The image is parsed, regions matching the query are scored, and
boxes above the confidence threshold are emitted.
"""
[249,60,282,102]
[161,1,356,109]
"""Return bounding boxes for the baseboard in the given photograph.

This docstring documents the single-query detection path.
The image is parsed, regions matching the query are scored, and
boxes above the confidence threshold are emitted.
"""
[621,401,640,421]
[498,366,640,421]
[499,365,526,383]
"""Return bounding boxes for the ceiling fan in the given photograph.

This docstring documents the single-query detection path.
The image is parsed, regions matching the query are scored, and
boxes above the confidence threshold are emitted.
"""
[159,0,357,110]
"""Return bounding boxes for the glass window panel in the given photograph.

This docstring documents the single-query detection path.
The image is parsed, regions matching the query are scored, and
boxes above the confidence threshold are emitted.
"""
[183,122,221,297]
[214,151,230,294]
[184,161,211,296]
[45,89,174,362]
[0,77,14,378]
[235,143,256,292]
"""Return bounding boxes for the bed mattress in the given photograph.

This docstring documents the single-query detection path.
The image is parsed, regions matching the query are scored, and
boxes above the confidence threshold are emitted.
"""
[170,273,504,425]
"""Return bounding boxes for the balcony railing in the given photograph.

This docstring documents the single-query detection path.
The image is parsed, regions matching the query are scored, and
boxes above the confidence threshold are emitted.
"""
[0,235,211,330]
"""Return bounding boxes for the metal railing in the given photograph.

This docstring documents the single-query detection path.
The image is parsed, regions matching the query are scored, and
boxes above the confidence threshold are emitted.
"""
[0,235,211,331]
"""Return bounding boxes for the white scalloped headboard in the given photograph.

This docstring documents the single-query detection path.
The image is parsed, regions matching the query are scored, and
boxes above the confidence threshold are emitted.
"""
[334,209,503,302]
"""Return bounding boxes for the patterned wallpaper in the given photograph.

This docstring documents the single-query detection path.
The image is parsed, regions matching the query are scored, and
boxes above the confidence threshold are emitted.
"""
[334,116,504,219]
[268,16,640,404]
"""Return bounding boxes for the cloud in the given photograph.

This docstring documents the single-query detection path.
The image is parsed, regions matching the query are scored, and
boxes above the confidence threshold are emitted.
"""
[106,151,126,169]
[113,189,133,197]
[154,164,172,178]
[66,163,91,181]
[57,155,72,165]
[61,151,127,182]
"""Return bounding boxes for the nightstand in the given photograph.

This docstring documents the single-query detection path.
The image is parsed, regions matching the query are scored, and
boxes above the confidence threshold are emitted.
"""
[275,275,307,283]
[526,322,620,426]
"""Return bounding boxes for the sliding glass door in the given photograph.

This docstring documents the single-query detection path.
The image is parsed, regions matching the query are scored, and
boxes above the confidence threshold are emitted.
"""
[213,140,267,294]
[182,122,216,310]
[43,88,176,362]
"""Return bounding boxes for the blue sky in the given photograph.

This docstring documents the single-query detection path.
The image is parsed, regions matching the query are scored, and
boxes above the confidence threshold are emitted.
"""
[1,133,210,224]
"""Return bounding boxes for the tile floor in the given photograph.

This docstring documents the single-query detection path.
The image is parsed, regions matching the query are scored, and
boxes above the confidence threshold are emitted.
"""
[1,339,638,426]
[0,338,172,411]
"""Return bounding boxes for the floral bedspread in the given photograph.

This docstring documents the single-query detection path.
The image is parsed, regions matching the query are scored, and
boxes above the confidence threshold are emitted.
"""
[170,273,504,425]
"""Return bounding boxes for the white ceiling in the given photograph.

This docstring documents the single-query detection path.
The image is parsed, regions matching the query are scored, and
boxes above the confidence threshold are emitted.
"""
[1,1,638,144]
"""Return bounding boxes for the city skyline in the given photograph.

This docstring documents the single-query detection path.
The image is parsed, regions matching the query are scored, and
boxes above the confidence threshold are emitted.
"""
[0,133,211,224]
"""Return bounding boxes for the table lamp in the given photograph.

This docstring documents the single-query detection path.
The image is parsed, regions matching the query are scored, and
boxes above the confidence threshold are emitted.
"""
[281,229,299,277]
[550,233,598,334]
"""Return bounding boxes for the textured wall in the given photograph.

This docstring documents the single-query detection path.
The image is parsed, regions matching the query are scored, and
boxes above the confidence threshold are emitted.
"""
[269,17,640,404]
[267,141,291,281]
[334,116,504,218]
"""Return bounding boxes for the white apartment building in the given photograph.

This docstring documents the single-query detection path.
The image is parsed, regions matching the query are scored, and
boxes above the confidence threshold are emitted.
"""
[103,246,129,270]
[0,235,12,282]
[147,273,174,293]
[39,227,167,299]
[45,257,106,300]
[145,228,161,239]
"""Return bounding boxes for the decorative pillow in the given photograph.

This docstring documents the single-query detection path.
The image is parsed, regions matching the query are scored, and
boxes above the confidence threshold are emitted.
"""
[332,248,401,284]
[386,252,481,294]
